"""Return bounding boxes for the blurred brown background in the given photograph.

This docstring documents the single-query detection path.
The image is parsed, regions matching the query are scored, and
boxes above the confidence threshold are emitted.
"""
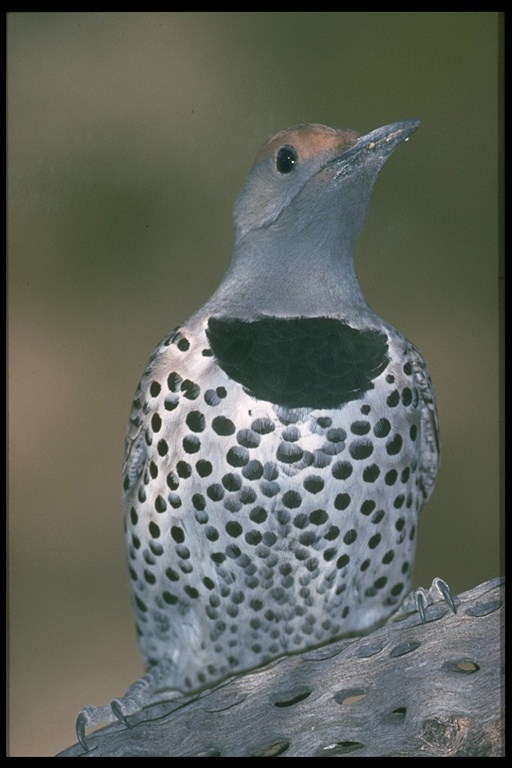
[7,12,501,756]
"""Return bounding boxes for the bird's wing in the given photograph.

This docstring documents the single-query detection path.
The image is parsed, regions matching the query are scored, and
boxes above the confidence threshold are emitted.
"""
[122,327,184,501]
[408,341,440,504]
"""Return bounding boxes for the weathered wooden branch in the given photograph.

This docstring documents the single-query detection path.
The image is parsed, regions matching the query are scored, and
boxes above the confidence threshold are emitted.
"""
[58,576,504,757]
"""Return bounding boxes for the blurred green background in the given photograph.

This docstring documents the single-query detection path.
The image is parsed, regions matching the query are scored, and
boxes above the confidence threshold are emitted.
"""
[8,12,501,756]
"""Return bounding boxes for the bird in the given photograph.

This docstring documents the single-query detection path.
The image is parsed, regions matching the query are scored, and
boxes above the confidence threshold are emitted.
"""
[77,120,453,748]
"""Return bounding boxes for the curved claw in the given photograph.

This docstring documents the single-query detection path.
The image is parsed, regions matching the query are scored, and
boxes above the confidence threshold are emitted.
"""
[75,702,120,752]
[75,659,178,750]
[76,710,90,752]
[414,577,457,623]
[111,698,133,729]
[434,577,457,614]
[415,590,428,623]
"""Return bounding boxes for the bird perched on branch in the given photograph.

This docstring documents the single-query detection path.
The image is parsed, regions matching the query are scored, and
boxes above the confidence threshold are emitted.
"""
[77,119,452,749]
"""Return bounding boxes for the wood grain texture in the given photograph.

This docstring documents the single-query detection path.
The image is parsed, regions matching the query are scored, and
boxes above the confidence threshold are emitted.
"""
[59,577,504,757]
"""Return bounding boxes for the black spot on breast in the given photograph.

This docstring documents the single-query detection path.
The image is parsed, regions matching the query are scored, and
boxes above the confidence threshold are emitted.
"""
[349,439,374,460]
[303,475,324,494]
[227,446,249,467]
[325,525,340,540]
[334,493,351,510]
[309,509,329,525]
[212,416,236,436]
[240,487,257,504]
[386,390,400,407]
[207,483,225,501]
[282,490,302,509]
[206,317,389,408]
[166,567,180,581]
[276,442,304,464]
[204,389,221,406]
[162,592,178,605]
[192,493,206,510]
[385,469,398,486]
[181,379,200,400]
[167,372,182,392]
[186,411,206,432]
[246,530,262,545]
[293,513,309,529]
[169,527,184,545]
[205,526,219,541]
[196,459,212,477]
[222,472,242,491]
[237,429,260,448]
[282,426,300,442]
[363,464,380,482]
[386,434,403,456]
[360,500,376,516]
[251,418,275,434]
[349,421,370,436]
[250,506,267,524]
[260,481,280,497]
[136,596,148,612]
[157,439,169,456]
[183,435,201,454]
[242,460,264,480]
[226,521,243,538]
[332,461,353,480]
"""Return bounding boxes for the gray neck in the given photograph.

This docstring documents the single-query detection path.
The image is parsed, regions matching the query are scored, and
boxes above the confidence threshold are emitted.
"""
[201,227,371,322]
[198,166,380,324]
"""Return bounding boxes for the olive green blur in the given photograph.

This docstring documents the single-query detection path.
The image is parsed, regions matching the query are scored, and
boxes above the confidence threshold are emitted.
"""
[8,12,501,756]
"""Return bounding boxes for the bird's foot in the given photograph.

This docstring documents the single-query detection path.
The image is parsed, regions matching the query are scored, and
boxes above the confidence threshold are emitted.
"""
[398,577,458,623]
[76,658,176,751]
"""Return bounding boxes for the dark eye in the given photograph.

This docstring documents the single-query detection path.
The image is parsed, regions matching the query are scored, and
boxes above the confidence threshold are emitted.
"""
[276,145,298,174]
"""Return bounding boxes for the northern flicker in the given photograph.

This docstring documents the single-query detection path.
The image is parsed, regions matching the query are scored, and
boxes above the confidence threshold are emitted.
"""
[77,120,454,748]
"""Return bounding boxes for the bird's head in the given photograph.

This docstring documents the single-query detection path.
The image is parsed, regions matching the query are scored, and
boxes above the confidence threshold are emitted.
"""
[234,121,419,245]
[207,120,419,319]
